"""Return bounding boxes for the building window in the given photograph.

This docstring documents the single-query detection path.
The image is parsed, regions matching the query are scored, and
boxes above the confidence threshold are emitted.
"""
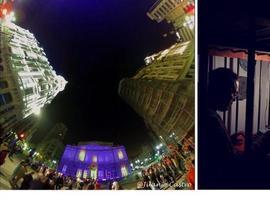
[76,169,82,178]
[24,88,33,96]
[62,165,67,173]
[78,150,86,162]
[0,106,15,115]
[92,155,97,163]
[0,64,3,71]
[98,170,104,179]
[0,81,8,89]
[121,166,128,177]
[0,93,13,106]
[83,170,88,179]
[118,150,124,160]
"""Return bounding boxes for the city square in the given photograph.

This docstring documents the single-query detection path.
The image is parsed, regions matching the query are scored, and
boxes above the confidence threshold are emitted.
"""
[0,0,194,190]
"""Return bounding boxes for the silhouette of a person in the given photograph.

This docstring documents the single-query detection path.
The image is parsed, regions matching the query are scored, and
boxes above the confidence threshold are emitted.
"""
[199,68,240,188]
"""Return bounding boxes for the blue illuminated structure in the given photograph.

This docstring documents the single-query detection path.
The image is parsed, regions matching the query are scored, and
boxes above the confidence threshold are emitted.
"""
[57,143,130,181]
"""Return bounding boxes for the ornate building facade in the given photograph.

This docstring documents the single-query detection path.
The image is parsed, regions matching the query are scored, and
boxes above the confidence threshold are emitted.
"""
[58,143,130,181]
[0,21,67,136]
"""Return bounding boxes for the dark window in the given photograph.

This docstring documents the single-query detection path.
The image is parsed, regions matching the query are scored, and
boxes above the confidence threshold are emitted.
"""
[0,93,13,106]
[24,88,33,95]
[4,115,16,124]
[0,64,3,71]
[0,106,15,115]
[0,81,8,89]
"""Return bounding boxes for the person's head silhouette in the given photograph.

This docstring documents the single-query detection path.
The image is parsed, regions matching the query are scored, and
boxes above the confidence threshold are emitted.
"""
[208,68,238,111]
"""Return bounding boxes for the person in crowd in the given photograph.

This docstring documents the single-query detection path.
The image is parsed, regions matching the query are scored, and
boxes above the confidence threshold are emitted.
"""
[20,171,34,189]
[185,159,195,190]
[0,142,9,166]
[141,170,150,189]
[111,181,120,190]
[136,181,145,190]
[55,173,64,190]
[231,132,245,155]
[29,172,47,189]
[9,161,29,189]
[94,180,101,190]
[107,181,113,190]
[148,167,159,189]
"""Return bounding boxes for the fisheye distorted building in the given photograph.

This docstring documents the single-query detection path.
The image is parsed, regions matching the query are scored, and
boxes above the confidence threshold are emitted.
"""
[119,43,194,142]
[118,0,194,143]
[0,21,67,136]
[147,0,194,42]
[58,143,130,181]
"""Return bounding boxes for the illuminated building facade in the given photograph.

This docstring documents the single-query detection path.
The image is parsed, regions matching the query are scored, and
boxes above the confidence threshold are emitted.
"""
[138,41,194,80]
[147,0,194,42]
[0,21,67,136]
[58,143,130,181]
[119,78,194,143]
[118,0,194,144]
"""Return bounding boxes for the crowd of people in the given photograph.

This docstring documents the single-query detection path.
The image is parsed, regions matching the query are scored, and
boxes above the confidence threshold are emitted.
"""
[1,129,195,190]
[136,137,195,190]
[8,161,123,190]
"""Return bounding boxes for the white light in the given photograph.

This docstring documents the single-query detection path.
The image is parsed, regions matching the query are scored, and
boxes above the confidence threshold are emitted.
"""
[3,11,16,22]
[176,32,181,39]
[2,9,7,16]
[33,107,41,115]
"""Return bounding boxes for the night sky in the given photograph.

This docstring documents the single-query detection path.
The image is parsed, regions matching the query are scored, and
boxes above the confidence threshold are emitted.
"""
[14,0,175,157]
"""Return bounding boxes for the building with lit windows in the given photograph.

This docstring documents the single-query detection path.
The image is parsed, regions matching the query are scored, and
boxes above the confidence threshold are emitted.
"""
[138,41,194,80]
[118,0,194,144]
[0,21,67,136]
[119,78,194,143]
[119,42,194,143]
[147,0,194,42]
[57,143,130,181]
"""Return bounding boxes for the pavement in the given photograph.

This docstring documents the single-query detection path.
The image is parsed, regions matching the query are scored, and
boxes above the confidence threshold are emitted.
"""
[0,156,22,190]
